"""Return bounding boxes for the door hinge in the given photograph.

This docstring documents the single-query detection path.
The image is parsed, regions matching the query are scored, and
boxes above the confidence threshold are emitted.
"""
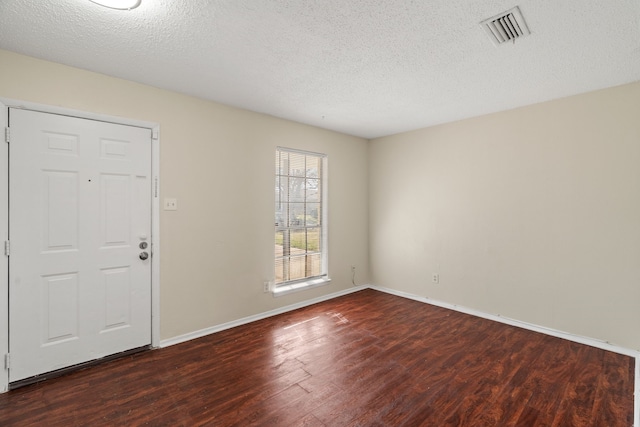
[3,240,8,257]
[4,354,9,370]
[4,127,9,144]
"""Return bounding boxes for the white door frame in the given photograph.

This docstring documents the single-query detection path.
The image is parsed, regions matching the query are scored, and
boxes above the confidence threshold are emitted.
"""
[0,98,161,392]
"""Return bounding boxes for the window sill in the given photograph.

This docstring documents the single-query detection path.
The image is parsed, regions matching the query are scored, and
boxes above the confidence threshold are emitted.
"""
[272,277,331,297]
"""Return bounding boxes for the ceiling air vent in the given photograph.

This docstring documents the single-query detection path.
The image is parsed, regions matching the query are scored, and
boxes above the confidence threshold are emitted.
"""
[481,6,530,46]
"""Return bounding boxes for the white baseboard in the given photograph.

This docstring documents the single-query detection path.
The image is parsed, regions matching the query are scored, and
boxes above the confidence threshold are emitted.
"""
[369,285,640,427]
[160,285,368,348]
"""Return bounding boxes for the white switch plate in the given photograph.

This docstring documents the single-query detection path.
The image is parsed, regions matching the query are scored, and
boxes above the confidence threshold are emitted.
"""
[164,198,178,211]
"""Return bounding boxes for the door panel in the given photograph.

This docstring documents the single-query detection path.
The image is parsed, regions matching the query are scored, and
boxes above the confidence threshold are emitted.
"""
[9,109,152,382]
[42,273,79,345]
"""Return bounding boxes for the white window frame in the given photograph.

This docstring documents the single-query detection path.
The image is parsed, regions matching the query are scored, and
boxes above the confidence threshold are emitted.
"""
[274,147,329,296]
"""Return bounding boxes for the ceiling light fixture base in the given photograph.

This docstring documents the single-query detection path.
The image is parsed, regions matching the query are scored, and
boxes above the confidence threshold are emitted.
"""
[89,0,141,10]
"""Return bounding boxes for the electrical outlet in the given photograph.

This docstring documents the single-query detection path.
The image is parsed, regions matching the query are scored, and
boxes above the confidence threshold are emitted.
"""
[164,198,178,211]
[263,281,271,293]
[432,273,439,284]
[351,265,356,273]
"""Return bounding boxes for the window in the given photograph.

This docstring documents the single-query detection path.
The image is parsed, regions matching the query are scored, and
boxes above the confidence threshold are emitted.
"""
[275,148,327,290]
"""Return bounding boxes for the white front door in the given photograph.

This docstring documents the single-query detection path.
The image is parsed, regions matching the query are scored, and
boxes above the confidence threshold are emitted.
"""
[8,109,152,382]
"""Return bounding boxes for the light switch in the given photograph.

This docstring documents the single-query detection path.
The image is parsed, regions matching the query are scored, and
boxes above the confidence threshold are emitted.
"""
[164,198,178,211]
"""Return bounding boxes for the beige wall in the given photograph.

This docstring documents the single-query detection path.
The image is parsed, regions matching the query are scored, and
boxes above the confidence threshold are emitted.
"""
[370,81,640,350]
[2,47,638,352]
[0,49,370,340]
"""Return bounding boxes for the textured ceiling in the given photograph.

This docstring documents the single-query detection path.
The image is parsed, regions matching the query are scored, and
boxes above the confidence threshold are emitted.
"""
[1,0,639,139]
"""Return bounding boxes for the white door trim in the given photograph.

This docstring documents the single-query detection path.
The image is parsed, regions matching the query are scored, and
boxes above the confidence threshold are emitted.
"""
[0,98,161,392]
[0,101,8,392]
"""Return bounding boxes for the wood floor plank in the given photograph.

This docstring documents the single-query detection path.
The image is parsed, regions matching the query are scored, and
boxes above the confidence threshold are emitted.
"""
[0,289,633,426]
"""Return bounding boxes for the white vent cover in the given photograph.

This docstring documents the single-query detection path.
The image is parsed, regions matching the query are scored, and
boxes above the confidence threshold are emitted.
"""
[481,6,530,46]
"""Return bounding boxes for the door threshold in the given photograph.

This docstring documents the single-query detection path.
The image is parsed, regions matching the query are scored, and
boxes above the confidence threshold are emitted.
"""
[9,345,151,390]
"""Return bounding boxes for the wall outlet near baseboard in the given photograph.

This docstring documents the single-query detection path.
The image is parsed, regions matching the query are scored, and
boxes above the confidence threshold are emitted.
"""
[432,273,440,284]
[263,281,271,293]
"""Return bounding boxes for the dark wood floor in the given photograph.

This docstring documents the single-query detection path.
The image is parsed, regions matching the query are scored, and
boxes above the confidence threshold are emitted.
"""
[0,289,634,426]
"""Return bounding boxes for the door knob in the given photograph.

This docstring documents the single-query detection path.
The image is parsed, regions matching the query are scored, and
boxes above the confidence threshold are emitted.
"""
[139,251,149,260]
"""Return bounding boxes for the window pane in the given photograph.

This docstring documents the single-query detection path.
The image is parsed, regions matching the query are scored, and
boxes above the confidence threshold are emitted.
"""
[306,178,320,202]
[305,156,320,178]
[289,229,306,254]
[306,253,322,277]
[275,231,284,257]
[288,203,304,227]
[289,152,306,177]
[304,203,320,226]
[277,150,288,175]
[275,257,287,283]
[307,228,320,252]
[289,255,307,281]
[289,177,305,203]
[276,201,288,227]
